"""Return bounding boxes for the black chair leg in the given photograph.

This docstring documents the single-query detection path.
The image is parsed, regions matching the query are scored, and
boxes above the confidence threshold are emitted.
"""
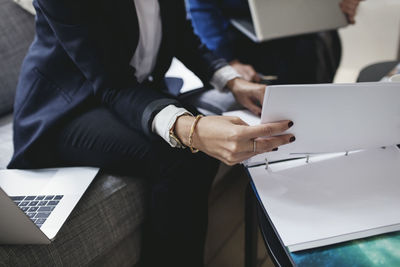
[245,183,258,267]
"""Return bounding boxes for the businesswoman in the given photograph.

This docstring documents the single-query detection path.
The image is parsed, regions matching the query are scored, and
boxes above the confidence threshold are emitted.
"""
[8,0,294,266]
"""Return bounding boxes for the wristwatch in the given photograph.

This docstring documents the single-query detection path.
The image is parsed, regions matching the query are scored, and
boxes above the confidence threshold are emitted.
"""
[168,113,191,149]
[169,129,186,149]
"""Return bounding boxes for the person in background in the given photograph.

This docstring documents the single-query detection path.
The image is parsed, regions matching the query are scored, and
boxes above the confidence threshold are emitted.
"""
[181,0,362,115]
[187,0,363,84]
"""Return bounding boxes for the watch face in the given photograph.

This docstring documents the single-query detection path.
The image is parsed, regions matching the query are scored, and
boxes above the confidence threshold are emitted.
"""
[169,133,183,148]
[170,136,178,146]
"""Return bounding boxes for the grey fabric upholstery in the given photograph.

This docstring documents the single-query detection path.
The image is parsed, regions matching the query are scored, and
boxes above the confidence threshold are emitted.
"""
[0,172,147,267]
[0,0,35,116]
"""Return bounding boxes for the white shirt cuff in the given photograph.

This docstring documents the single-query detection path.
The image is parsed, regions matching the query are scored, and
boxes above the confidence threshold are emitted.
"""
[210,65,241,92]
[151,105,192,147]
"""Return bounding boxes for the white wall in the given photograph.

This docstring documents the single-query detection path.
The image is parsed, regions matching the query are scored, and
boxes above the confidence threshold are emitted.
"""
[335,0,400,83]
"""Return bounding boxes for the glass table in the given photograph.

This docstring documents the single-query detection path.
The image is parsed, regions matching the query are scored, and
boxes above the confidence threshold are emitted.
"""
[245,179,400,267]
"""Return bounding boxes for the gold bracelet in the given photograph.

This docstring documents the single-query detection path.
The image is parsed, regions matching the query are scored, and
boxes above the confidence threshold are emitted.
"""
[188,115,204,153]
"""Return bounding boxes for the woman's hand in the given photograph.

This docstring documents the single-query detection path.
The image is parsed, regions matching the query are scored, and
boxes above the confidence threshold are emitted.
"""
[174,115,295,166]
[230,60,261,82]
[340,0,362,24]
[226,78,266,116]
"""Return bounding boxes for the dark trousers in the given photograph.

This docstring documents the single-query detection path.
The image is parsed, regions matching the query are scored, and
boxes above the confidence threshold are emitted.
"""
[48,107,219,267]
[230,28,342,84]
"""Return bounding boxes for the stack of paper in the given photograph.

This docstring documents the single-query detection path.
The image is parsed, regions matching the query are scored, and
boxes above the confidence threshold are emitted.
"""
[249,146,400,252]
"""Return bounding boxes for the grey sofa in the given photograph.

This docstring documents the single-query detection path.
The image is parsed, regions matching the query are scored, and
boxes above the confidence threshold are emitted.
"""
[0,1,253,266]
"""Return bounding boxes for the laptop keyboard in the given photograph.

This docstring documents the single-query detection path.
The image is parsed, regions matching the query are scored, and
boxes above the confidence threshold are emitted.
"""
[10,195,63,228]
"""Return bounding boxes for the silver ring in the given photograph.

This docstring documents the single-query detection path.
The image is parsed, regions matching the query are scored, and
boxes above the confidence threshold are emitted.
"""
[253,140,257,153]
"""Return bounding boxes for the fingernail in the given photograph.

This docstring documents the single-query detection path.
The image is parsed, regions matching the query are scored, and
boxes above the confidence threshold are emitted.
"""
[288,121,294,128]
[290,136,296,143]
[272,148,278,151]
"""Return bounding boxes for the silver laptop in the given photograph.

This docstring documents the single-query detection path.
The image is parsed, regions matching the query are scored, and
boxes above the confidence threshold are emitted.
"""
[0,167,98,244]
[231,0,348,42]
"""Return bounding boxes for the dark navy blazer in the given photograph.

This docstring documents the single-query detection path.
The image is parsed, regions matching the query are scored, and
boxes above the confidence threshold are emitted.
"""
[9,0,227,169]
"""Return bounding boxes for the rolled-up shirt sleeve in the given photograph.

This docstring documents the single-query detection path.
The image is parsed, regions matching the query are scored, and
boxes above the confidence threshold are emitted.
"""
[210,65,241,92]
[151,65,240,147]
[152,105,192,146]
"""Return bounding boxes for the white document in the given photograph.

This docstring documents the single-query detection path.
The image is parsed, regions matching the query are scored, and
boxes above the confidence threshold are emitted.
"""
[261,82,400,154]
[249,146,400,252]
[224,110,301,165]
[226,82,400,159]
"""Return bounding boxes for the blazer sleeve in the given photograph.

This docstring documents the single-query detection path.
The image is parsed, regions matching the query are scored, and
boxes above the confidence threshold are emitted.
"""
[36,0,180,137]
[174,1,229,84]
[186,0,235,61]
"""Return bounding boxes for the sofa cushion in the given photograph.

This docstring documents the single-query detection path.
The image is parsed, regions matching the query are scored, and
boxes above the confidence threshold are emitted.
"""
[0,172,147,267]
[0,0,35,117]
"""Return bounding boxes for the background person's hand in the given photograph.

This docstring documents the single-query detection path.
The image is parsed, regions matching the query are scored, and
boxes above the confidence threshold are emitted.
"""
[226,78,266,116]
[174,115,295,166]
[230,60,261,82]
[340,0,362,24]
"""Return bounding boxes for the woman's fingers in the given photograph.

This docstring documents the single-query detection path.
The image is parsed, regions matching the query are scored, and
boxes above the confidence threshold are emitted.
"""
[340,0,360,10]
[223,134,295,165]
[234,134,294,154]
[241,120,293,139]
[223,121,295,161]
[253,85,266,106]
[243,98,262,116]
[245,65,261,82]
[243,85,265,115]
[253,135,295,153]
[252,73,261,83]
[340,0,361,23]
[187,115,296,166]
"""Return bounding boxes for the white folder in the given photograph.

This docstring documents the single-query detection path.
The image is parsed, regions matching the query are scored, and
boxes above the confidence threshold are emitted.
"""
[224,81,400,251]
